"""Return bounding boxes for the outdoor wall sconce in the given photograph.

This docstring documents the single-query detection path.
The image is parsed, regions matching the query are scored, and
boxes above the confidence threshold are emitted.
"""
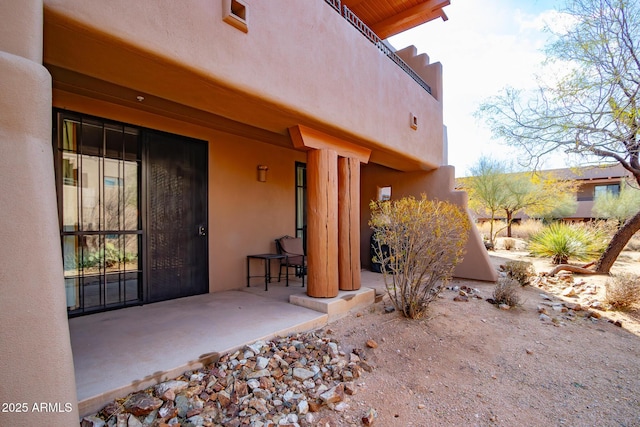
[257,165,269,182]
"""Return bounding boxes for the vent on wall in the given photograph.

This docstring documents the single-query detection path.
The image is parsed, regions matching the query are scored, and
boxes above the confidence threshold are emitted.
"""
[222,0,248,33]
[410,113,418,130]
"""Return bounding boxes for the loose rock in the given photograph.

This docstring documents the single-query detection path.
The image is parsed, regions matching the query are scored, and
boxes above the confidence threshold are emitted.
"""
[539,313,552,322]
[123,393,162,416]
[85,330,373,426]
[362,408,378,426]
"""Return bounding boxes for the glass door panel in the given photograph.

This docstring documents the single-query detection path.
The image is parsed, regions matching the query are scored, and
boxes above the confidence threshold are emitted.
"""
[56,112,143,316]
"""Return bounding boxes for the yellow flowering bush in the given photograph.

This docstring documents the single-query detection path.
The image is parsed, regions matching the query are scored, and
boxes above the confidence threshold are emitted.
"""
[369,195,470,319]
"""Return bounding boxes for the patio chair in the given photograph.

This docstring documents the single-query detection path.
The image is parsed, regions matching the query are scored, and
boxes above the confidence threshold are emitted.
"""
[275,235,306,287]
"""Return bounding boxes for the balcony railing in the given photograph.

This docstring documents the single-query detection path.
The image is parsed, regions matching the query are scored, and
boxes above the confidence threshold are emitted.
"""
[325,0,433,95]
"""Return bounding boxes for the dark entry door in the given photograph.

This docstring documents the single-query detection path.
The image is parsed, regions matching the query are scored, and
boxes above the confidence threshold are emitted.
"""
[146,131,208,303]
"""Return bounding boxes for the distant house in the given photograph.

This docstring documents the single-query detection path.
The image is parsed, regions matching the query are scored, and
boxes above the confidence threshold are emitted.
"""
[552,164,631,221]
[462,164,632,223]
[1,1,498,424]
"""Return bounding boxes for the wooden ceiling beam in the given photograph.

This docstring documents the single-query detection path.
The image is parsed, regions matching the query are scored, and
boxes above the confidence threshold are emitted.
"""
[369,0,450,39]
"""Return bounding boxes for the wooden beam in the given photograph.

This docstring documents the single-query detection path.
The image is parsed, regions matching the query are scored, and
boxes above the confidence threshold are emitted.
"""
[289,125,371,164]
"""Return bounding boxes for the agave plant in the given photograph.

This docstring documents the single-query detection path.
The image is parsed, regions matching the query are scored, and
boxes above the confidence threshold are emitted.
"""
[528,222,607,264]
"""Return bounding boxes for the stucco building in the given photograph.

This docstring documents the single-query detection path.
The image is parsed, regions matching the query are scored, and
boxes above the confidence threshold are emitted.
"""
[554,164,632,221]
[465,164,633,224]
[0,0,496,424]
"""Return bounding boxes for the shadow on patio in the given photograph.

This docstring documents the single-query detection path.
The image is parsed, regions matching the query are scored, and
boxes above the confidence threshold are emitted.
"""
[70,273,382,417]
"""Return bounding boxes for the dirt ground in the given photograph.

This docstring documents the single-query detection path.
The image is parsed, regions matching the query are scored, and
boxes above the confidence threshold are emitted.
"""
[314,249,640,426]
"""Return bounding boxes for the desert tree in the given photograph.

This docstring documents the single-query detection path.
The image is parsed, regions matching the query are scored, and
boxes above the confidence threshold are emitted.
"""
[593,178,640,224]
[478,0,640,273]
[519,171,579,221]
[459,157,509,247]
[498,171,577,236]
[461,158,577,243]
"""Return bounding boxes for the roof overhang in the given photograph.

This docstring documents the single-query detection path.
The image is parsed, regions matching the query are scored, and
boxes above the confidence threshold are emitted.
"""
[342,0,450,39]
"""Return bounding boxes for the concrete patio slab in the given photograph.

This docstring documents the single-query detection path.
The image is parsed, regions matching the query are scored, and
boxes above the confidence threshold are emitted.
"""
[70,272,387,417]
[70,290,327,417]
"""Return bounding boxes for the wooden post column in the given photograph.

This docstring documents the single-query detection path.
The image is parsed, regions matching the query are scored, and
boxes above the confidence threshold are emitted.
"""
[307,148,339,297]
[289,125,371,298]
[338,157,361,291]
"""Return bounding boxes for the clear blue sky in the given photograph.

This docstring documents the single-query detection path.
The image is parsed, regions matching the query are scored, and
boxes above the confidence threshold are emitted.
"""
[389,0,565,177]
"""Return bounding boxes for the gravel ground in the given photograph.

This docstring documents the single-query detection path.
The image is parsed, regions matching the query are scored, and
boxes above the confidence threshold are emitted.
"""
[83,250,640,427]
[312,251,640,426]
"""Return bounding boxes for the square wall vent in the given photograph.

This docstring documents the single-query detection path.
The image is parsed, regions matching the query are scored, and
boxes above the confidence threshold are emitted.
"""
[223,0,248,33]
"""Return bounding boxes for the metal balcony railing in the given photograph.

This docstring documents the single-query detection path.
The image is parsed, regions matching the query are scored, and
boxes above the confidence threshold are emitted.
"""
[325,0,341,13]
[324,0,433,95]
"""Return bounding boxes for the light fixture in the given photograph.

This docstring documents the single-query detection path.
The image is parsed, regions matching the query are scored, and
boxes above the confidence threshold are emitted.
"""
[257,165,268,182]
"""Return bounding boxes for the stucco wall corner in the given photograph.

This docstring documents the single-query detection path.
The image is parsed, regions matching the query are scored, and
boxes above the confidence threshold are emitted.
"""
[0,52,52,139]
[0,50,79,426]
[360,164,498,282]
[426,166,497,282]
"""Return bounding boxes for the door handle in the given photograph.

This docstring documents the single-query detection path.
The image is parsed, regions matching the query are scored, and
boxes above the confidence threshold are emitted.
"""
[198,225,207,236]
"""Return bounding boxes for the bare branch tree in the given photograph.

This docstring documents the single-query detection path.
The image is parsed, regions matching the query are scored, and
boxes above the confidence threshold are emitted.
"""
[478,0,640,273]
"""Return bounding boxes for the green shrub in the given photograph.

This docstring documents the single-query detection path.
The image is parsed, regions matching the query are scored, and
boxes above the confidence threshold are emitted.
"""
[502,260,535,286]
[369,195,470,319]
[492,277,521,307]
[604,273,640,311]
[75,244,137,270]
[528,222,607,264]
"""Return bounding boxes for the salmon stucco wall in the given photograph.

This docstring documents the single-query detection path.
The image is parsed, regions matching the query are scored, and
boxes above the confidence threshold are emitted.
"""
[209,134,305,291]
[43,0,443,170]
[360,163,498,282]
[0,1,79,425]
[52,90,305,293]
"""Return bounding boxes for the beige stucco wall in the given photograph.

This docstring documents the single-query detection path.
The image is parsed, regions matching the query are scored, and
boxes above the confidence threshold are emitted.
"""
[53,91,306,292]
[360,163,498,282]
[0,0,43,61]
[43,0,443,171]
[0,1,79,425]
[209,132,306,290]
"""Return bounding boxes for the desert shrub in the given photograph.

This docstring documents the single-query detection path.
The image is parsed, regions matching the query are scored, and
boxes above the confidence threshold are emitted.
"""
[528,222,607,264]
[370,195,470,319]
[503,238,516,250]
[502,260,535,286]
[492,277,521,307]
[476,220,506,238]
[483,237,494,250]
[604,273,640,311]
[475,219,544,241]
[581,219,618,239]
[511,219,544,240]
